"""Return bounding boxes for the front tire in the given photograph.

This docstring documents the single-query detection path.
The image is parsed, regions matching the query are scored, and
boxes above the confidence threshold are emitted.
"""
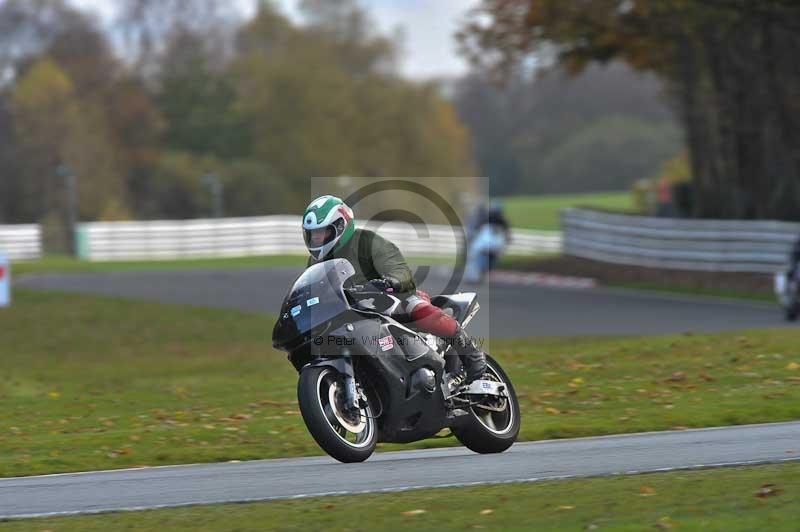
[297,366,377,463]
[453,355,520,454]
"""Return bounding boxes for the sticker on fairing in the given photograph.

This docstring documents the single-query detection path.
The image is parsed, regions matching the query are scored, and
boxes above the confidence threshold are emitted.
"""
[290,305,302,317]
[306,297,320,307]
[378,335,394,351]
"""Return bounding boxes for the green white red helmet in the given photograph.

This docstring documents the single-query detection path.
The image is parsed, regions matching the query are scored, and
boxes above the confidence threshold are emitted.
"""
[302,195,355,260]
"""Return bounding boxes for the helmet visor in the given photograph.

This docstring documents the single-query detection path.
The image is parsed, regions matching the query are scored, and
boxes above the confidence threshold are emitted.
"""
[304,226,336,248]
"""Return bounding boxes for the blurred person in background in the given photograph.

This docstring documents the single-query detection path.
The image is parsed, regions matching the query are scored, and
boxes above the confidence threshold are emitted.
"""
[482,200,511,241]
[302,195,487,384]
[465,200,511,283]
[788,235,800,280]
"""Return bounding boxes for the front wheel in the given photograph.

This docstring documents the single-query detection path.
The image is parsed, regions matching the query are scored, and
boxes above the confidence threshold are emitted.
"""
[297,366,377,463]
[452,354,520,454]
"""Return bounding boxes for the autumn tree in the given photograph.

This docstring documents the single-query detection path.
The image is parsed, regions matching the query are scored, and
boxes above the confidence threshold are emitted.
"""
[10,58,129,249]
[460,0,800,220]
[231,3,474,212]
[1,0,475,225]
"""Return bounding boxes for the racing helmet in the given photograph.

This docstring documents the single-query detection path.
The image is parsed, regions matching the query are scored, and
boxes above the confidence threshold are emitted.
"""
[302,195,355,260]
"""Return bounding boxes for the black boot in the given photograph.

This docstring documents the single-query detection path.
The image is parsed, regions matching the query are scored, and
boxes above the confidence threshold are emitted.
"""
[451,326,486,383]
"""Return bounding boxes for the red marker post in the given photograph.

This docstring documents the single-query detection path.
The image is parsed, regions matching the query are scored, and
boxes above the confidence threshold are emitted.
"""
[0,254,9,307]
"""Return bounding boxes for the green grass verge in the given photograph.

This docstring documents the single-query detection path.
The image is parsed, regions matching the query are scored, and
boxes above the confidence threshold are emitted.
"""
[11,254,308,277]
[3,462,799,530]
[501,191,635,231]
[11,255,458,277]
[1,289,799,477]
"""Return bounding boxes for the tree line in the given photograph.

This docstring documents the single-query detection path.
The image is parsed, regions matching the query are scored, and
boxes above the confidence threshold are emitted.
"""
[452,61,681,197]
[459,0,800,220]
[0,0,473,249]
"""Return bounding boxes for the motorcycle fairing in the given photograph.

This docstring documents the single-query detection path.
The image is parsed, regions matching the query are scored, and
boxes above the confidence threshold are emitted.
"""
[273,258,356,351]
[357,319,448,443]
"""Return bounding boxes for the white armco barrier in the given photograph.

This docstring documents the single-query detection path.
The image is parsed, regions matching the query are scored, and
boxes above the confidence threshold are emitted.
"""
[76,216,562,261]
[562,207,800,273]
[0,224,42,260]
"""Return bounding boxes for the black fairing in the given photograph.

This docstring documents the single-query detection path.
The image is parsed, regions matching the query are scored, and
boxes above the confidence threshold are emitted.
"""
[274,259,458,444]
[272,258,355,352]
[291,317,450,444]
[355,321,447,443]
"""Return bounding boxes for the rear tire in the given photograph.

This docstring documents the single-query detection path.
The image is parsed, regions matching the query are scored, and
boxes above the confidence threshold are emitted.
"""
[452,355,520,454]
[786,304,798,322]
[297,366,377,463]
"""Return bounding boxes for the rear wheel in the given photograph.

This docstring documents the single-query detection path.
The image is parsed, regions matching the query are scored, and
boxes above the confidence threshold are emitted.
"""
[452,355,520,454]
[297,367,377,463]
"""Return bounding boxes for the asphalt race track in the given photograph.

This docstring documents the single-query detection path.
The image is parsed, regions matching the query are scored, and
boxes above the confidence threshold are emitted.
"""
[2,422,799,519]
[17,267,787,338]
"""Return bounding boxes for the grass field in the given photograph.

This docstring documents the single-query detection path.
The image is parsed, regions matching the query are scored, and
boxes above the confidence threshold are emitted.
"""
[10,254,462,278]
[10,254,307,277]
[3,462,799,531]
[501,191,635,230]
[2,289,799,477]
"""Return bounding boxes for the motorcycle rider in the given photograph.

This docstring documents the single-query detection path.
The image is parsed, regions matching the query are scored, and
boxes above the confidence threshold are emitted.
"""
[480,200,511,242]
[302,195,487,384]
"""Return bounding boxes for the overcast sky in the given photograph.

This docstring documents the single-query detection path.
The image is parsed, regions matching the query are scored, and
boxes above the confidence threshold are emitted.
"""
[70,0,480,79]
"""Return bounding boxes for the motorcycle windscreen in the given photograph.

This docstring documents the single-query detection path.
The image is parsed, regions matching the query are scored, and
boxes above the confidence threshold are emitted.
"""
[274,259,356,342]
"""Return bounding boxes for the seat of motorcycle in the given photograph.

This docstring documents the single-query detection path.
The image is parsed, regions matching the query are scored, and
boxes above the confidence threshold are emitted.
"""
[431,293,475,325]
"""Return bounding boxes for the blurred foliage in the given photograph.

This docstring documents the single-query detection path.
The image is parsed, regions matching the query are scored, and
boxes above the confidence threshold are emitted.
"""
[460,0,800,220]
[0,0,474,227]
[633,152,692,214]
[454,62,682,196]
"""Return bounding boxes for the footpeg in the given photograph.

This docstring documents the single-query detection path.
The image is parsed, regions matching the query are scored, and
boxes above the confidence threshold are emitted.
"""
[446,408,470,419]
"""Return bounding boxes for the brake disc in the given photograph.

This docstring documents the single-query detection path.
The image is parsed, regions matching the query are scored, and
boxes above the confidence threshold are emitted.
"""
[328,381,366,433]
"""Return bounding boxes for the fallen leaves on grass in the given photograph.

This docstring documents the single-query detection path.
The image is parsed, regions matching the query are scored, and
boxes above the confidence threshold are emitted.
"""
[568,377,584,388]
[639,485,656,496]
[665,372,686,383]
[654,516,674,529]
[786,362,800,370]
[755,484,782,498]
[479,509,494,515]
[402,509,427,516]
[556,505,574,510]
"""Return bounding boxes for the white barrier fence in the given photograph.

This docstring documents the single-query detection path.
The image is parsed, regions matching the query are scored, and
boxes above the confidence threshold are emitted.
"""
[0,224,42,260]
[77,216,562,261]
[562,207,800,273]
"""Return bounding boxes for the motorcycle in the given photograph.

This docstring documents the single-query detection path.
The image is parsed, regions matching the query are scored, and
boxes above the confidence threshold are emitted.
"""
[464,223,508,284]
[774,270,800,321]
[272,258,520,463]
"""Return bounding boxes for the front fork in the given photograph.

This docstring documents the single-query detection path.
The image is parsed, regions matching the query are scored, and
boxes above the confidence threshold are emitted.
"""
[343,371,358,410]
[304,355,360,410]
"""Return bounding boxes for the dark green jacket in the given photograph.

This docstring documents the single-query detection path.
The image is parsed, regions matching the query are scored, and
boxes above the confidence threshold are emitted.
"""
[307,228,416,295]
